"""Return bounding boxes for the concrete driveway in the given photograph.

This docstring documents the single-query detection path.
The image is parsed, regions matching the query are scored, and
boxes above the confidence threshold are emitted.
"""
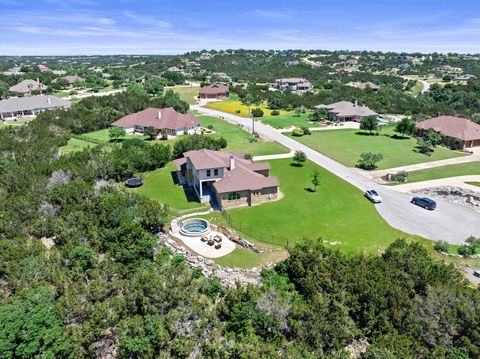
[192,105,480,245]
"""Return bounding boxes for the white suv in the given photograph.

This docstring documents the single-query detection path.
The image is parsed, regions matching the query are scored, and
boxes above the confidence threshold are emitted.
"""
[365,189,382,203]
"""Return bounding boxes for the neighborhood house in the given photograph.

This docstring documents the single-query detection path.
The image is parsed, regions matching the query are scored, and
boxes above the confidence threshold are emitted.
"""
[173,149,279,209]
[415,116,480,149]
[273,78,312,92]
[198,84,230,99]
[316,101,378,122]
[9,79,47,95]
[0,95,71,120]
[111,107,200,138]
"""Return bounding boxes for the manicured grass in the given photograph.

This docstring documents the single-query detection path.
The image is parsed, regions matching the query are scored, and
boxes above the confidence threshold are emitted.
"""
[198,115,289,156]
[53,91,71,98]
[291,125,467,170]
[134,162,207,211]
[60,137,99,154]
[466,181,480,187]
[401,162,480,183]
[224,158,423,254]
[171,86,199,105]
[260,113,322,129]
[204,98,291,117]
[0,119,30,128]
[410,80,423,96]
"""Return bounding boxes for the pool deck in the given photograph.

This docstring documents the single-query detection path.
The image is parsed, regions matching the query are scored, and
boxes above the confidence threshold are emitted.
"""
[170,211,236,258]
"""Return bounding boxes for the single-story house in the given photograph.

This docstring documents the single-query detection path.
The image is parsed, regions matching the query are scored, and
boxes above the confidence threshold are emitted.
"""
[345,59,358,66]
[52,70,67,76]
[415,116,480,149]
[198,84,230,99]
[111,107,200,138]
[273,78,312,92]
[316,101,378,122]
[173,149,279,209]
[356,82,381,92]
[9,79,47,95]
[0,95,70,120]
[52,75,85,85]
[38,64,51,73]
[2,67,23,76]
[454,74,477,81]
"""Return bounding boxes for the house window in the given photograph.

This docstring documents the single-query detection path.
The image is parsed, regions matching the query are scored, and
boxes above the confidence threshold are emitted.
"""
[253,191,261,196]
[181,170,186,177]
[214,169,219,176]
[227,192,241,200]
[206,170,211,177]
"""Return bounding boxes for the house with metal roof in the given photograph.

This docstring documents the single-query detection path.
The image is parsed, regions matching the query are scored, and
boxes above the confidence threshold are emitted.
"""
[0,95,70,120]
[173,149,279,209]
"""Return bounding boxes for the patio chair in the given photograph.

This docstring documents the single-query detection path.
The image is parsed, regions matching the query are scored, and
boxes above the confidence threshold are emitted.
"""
[207,239,215,246]
[215,243,222,249]
[200,236,207,242]
[214,235,222,243]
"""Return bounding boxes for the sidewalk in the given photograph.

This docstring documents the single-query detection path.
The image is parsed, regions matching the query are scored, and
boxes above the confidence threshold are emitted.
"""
[253,151,294,161]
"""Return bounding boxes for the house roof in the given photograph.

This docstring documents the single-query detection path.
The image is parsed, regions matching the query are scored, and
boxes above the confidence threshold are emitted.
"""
[275,77,310,84]
[111,107,200,131]
[199,84,229,95]
[178,149,278,193]
[316,101,377,118]
[9,79,47,94]
[0,95,70,113]
[52,75,84,84]
[357,82,380,90]
[415,116,480,141]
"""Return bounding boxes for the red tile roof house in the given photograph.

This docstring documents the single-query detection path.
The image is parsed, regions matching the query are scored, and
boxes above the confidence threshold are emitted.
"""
[198,84,230,99]
[111,107,200,138]
[173,149,279,209]
[316,101,378,122]
[415,116,480,149]
[273,78,312,93]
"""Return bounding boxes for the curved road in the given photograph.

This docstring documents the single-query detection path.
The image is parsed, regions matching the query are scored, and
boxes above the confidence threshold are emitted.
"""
[193,105,480,245]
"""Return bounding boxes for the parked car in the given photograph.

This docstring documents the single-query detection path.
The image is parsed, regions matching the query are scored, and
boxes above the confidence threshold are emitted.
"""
[365,189,382,203]
[474,270,480,278]
[411,196,436,210]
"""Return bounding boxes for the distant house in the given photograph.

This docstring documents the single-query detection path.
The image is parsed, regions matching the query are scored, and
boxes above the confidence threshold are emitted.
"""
[284,60,300,66]
[168,66,183,73]
[38,64,51,73]
[111,107,200,138]
[199,84,230,99]
[197,53,211,61]
[350,82,381,92]
[273,78,312,92]
[173,149,279,208]
[52,70,67,76]
[398,63,411,70]
[345,59,358,66]
[316,101,378,122]
[0,95,70,120]
[415,116,480,149]
[135,75,146,84]
[9,79,47,95]
[185,61,200,68]
[434,65,463,73]
[454,74,477,81]
[2,66,23,76]
[206,72,232,82]
[52,75,85,85]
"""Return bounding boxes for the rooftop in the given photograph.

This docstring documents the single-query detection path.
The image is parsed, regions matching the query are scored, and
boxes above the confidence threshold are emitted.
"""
[111,107,199,130]
[0,95,70,113]
[416,116,480,141]
[317,101,377,118]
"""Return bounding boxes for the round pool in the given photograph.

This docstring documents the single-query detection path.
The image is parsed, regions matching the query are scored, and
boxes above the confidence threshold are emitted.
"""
[180,218,210,237]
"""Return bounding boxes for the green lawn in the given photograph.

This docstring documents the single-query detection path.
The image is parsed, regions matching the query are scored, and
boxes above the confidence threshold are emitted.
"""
[224,158,423,254]
[291,125,467,170]
[260,113,323,129]
[171,86,199,105]
[134,162,207,212]
[466,182,480,187]
[198,115,288,156]
[0,119,30,128]
[400,162,480,183]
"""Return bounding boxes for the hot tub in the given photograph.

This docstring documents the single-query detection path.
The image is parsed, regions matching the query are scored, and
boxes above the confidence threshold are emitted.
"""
[180,218,211,237]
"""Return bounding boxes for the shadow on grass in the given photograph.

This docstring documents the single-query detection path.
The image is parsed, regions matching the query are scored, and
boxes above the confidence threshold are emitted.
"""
[304,187,316,193]
[290,163,304,167]
[170,171,202,204]
[355,131,378,136]
[390,134,410,140]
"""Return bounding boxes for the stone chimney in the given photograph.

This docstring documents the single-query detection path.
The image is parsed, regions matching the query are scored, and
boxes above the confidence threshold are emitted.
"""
[354,100,358,107]
[157,110,162,119]
[229,155,235,170]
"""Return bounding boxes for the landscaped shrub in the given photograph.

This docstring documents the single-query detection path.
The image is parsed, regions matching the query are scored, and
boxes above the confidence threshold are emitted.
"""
[235,109,241,114]
[300,126,311,135]
[291,127,304,136]
[271,110,280,116]
[207,125,214,130]
[251,108,264,117]
[244,153,253,160]
[388,171,408,183]
[434,240,449,253]
[356,152,383,170]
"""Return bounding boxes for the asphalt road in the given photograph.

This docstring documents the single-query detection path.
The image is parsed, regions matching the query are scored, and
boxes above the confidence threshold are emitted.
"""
[193,105,480,245]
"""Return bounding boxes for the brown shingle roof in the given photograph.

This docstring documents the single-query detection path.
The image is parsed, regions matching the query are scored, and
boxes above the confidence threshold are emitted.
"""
[199,84,229,95]
[111,107,199,131]
[316,101,377,118]
[416,116,480,141]
[181,149,279,193]
[9,79,47,94]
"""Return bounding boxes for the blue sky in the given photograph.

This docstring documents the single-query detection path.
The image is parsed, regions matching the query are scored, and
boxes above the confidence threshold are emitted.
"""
[1,0,480,55]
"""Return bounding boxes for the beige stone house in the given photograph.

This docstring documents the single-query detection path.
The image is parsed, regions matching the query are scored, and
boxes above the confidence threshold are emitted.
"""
[273,78,312,92]
[316,101,377,122]
[416,116,480,149]
[174,149,279,209]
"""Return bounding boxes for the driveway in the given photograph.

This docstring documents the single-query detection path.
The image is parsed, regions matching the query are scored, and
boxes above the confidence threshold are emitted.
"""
[192,105,480,245]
